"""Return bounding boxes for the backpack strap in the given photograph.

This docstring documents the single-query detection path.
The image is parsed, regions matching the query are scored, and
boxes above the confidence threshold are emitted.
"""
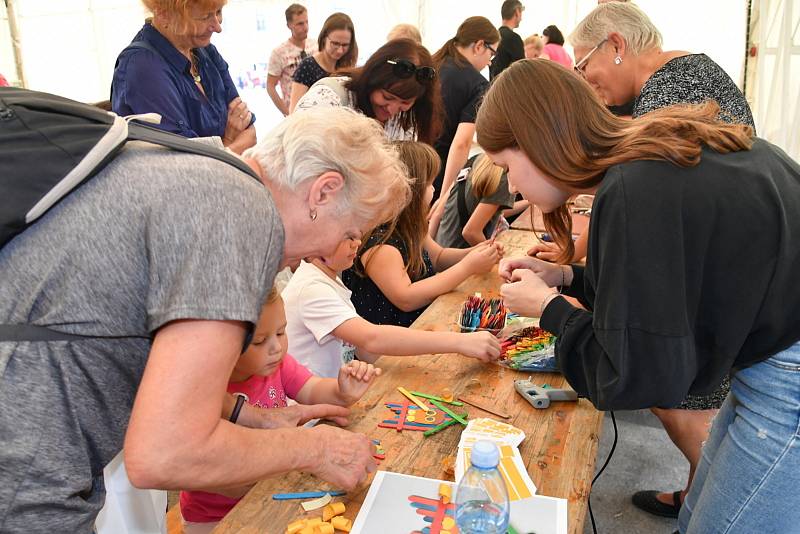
[126,121,260,181]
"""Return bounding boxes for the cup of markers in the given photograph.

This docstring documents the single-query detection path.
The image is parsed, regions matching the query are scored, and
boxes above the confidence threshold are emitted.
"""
[458,296,507,336]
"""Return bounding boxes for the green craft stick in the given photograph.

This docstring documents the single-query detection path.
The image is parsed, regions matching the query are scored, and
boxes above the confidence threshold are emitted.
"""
[430,399,468,425]
[507,525,520,534]
[409,391,464,406]
[422,417,460,437]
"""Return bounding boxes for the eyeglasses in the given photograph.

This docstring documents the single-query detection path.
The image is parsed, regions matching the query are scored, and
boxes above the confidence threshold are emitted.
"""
[328,40,351,50]
[574,39,606,77]
[486,43,497,57]
[387,59,436,83]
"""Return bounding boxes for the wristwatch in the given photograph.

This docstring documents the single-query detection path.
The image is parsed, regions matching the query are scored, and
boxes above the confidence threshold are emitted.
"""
[229,392,249,424]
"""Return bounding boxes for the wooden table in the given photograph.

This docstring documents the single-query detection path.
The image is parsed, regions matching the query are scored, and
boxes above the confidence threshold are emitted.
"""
[511,205,590,237]
[214,230,603,534]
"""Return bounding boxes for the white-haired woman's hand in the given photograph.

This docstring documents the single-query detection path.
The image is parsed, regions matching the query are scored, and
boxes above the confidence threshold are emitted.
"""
[307,426,377,490]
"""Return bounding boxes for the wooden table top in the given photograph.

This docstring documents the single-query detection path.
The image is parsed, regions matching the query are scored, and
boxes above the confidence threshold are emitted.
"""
[213,230,603,534]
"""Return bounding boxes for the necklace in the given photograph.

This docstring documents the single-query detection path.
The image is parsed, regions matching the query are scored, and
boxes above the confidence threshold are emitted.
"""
[189,53,201,83]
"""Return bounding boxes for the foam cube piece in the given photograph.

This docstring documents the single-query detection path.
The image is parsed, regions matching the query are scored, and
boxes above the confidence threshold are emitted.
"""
[298,527,315,534]
[438,483,452,504]
[322,502,346,521]
[330,516,352,532]
[286,518,307,534]
[316,523,334,534]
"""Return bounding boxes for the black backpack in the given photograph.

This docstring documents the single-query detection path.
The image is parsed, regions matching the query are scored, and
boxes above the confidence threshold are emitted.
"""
[0,87,262,342]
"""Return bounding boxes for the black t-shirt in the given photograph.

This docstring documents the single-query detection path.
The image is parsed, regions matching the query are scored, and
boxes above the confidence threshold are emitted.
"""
[343,230,435,327]
[490,26,524,81]
[541,139,800,411]
[432,58,490,197]
[292,56,329,88]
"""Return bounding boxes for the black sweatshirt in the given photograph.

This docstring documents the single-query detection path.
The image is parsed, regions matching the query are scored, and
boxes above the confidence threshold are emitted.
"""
[540,139,800,410]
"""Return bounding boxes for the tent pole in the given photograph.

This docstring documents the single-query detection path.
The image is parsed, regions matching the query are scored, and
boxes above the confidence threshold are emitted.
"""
[4,0,26,87]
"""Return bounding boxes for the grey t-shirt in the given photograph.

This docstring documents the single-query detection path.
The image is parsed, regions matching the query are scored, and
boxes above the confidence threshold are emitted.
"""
[0,141,284,532]
[436,168,515,249]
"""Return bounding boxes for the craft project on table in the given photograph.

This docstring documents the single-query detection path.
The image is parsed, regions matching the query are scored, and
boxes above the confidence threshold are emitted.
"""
[351,471,459,534]
[378,401,454,432]
[498,325,558,372]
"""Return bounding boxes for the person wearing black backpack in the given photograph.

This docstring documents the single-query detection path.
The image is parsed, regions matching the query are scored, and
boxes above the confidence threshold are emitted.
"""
[0,105,410,533]
[111,1,256,154]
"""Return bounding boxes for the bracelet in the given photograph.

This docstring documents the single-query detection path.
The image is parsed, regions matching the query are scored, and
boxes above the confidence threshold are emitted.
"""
[559,265,566,293]
[229,393,248,424]
[540,292,560,317]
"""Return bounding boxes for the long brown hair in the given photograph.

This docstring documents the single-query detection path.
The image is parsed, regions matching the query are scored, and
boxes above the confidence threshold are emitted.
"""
[318,12,358,69]
[470,153,504,199]
[360,141,440,279]
[476,59,754,262]
[341,39,443,144]
[432,16,499,68]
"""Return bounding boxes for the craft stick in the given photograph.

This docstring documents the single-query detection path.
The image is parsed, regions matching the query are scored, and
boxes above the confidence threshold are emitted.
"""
[272,490,346,500]
[397,386,430,411]
[457,396,512,419]
[422,417,460,437]
[430,399,468,425]
[409,391,464,406]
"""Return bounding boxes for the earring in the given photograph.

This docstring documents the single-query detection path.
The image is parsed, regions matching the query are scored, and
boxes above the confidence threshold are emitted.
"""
[309,209,317,221]
[614,56,622,65]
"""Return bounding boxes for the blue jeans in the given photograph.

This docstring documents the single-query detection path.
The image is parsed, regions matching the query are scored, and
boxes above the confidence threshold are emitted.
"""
[678,342,800,533]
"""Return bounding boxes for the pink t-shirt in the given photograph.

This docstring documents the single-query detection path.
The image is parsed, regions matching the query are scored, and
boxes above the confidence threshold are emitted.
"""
[179,354,313,523]
[543,43,573,69]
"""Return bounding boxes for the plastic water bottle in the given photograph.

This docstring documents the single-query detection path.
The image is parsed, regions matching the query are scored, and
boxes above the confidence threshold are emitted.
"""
[454,440,510,533]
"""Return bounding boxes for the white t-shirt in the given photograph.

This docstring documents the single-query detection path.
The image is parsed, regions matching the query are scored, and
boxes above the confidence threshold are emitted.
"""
[282,261,360,378]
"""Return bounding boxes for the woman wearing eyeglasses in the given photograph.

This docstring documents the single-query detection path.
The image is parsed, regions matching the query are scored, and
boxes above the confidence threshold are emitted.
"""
[553,2,758,522]
[289,12,357,114]
[294,38,443,145]
[111,0,256,154]
[427,16,500,238]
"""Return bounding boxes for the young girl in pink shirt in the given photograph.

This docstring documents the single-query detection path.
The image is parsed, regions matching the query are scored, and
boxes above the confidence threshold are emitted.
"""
[179,286,380,533]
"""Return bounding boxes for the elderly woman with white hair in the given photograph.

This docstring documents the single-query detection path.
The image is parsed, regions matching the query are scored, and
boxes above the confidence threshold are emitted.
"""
[553,1,755,523]
[0,107,410,532]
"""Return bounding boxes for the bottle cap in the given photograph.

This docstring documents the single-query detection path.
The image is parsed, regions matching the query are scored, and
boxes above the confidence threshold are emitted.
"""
[470,440,500,469]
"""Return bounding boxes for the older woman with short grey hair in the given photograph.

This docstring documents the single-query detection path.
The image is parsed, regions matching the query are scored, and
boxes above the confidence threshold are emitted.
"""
[0,106,410,532]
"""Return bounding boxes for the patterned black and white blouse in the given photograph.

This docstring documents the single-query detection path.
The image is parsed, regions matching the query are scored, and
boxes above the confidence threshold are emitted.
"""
[633,53,755,130]
[634,53,754,410]
[292,55,329,88]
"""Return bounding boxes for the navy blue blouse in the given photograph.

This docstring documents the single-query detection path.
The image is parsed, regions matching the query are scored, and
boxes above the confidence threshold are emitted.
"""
[111,22,254,138]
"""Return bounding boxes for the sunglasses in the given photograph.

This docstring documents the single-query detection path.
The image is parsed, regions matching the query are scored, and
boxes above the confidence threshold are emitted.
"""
[387,59,436,83]
[300,50,308,60]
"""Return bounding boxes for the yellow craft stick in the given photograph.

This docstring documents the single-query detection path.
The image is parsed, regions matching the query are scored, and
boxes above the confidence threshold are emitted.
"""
[439,483,452,504]
[397,386,430,412]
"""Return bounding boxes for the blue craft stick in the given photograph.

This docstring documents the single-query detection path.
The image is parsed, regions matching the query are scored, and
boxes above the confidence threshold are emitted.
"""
[272,490,346,500]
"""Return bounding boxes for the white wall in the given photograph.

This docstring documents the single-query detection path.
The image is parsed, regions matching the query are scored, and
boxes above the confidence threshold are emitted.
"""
[1,0,749,136]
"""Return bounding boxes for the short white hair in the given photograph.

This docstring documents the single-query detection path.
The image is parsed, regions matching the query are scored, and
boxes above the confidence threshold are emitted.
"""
[244,107,411,227]
[569,2,662,55]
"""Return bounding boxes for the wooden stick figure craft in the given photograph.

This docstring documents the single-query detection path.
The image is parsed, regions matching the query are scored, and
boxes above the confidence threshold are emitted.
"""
[378,401,452,432]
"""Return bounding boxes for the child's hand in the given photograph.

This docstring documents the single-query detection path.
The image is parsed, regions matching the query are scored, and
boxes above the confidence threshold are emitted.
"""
[463,242,502,274]
[337,361,382,405]
[459,331,501,362]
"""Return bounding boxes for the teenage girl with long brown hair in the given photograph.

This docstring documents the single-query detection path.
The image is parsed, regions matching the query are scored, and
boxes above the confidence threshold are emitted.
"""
[478,58,800,534]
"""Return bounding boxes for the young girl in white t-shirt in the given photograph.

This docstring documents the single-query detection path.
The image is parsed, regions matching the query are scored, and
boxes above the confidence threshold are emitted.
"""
[282,240,501,378]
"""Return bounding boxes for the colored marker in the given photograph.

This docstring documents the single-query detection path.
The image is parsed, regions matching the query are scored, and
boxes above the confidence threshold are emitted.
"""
[272,490,346,500]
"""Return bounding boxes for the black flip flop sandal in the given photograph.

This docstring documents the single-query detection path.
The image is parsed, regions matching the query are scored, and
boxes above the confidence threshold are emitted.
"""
[631,489,682,519]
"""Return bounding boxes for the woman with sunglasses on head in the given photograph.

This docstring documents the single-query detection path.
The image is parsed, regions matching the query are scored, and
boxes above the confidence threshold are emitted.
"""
[480,59,800,534]
[427,16,499,237]
[288,12,357,114]
[526,3,755,520]
[295,38,443,144]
